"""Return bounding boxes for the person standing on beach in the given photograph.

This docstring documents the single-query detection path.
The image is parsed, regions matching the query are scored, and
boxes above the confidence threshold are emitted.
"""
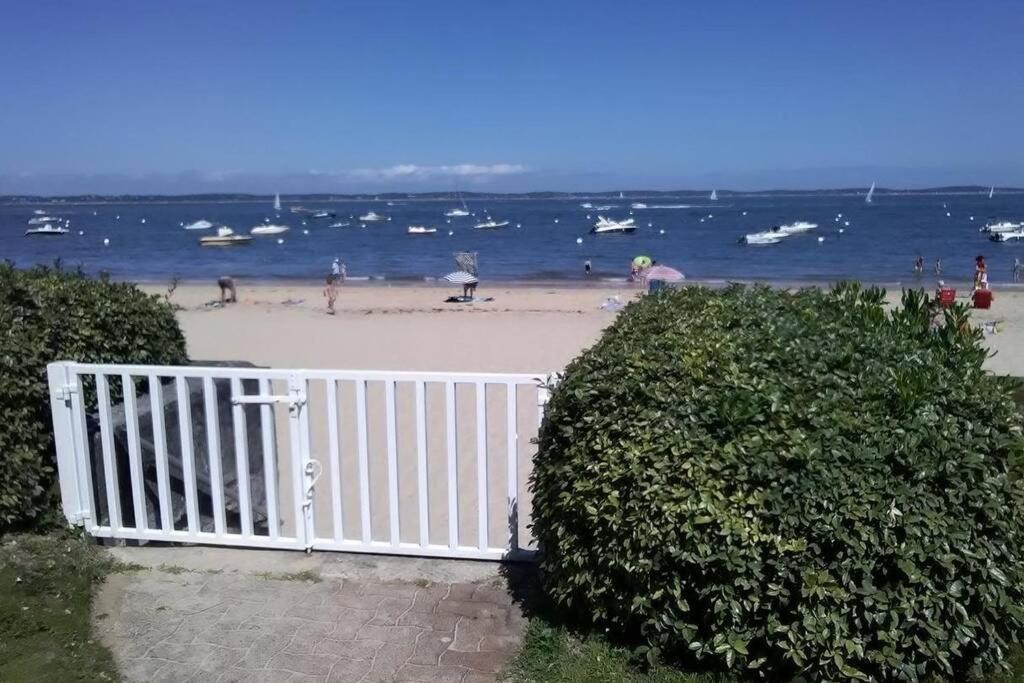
[913,255,924,276]
[934,258,942,276]
[217,276,237,304]
[1014,258,1022,283]
[323,275,338,315]
[974,255,988,290]
[331,258,341,283]
[584,259,592,277]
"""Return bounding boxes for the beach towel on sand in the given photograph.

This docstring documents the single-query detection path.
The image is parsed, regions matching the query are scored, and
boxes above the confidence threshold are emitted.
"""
[445,296,494,303]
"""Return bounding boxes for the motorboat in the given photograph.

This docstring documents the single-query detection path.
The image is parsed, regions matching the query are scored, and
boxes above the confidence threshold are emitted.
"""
[329,221,351,228]
[473,219,510,229]
[776,221,818,235]
[630,202,648,209]
[580,202,593,209]
[27,215,61,225]
[359,211,387,222]
[25,224,69,236]
[310,211,336,219]
[32,209,46,215]
[250,224,290,236]
[590,216,637,234]
[592,205,616,211]
[445,190,470,217]
[740,228,785,245]
[183,219,215,230]
[199,226,253,246]
[981,220,1023,234]
[990,230,1024,243]
[407,226,437,235]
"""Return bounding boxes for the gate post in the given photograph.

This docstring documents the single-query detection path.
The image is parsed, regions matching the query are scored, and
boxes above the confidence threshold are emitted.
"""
[288,374,317,551]
[47,362,83,526]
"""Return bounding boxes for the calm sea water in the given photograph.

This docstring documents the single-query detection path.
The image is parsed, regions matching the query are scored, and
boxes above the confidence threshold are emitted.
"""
[3,194,1023,284]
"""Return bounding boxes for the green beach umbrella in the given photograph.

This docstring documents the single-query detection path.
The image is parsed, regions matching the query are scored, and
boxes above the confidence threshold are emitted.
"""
[632,255,652,268]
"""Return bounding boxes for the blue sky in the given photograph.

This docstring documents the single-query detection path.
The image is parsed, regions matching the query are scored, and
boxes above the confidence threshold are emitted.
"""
[1,1,1022,193]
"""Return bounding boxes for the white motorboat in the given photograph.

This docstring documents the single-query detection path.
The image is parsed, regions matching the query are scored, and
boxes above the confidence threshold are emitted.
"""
[631,202,648,209]
[865,182,876,204]
[407,226,437,235]
[27,215,60,225]
[710,189,718,201]
[776,221,818,235]
[592,204,616,210]
[183,219,215,230]
[990,230,1024,243]
[310,210,336,219]
[445,191,470,217]
[329,221,351,228]
[250,224,290,235]
[273,193,282,211]
[359,212,387,222]
[981,220,1023,233]
[741,232,783,245]
[580,202,593,209]
[32,209,46,215]
[25,224,69,236]
[199,226,253,246]
[473,219,510,229]
[590,216,637,234]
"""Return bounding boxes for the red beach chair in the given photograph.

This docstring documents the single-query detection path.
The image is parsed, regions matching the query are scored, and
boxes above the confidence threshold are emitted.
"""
[972,288,993,309]
[936,287,956,308]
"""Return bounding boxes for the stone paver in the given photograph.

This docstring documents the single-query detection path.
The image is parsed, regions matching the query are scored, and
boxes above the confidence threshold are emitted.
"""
[96,565,524,682]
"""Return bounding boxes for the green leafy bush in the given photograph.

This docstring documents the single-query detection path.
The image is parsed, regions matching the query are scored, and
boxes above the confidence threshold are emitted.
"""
[0,263,187,530]
[531,284,1024,681]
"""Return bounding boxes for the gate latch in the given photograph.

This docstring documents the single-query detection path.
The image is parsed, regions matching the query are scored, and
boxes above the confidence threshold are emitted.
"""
[54,383,79,402]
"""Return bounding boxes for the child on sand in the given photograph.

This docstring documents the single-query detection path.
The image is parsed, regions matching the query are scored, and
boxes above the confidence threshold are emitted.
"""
[323,275,337,315]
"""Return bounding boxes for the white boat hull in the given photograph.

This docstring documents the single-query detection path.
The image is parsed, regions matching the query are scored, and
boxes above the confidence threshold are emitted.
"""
[473,221,509,229]
[250,225,290,235]
[200,236,253,246]
[25,227,69,236]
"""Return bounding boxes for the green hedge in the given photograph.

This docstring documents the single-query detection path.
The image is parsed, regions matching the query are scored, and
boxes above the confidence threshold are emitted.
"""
[0,264,187,530]
[531,284,1024,681]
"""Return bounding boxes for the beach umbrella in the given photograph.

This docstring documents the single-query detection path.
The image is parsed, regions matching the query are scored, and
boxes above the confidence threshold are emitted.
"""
[443,270,479,285]
[632,255,652,268]
[642,265,685,283]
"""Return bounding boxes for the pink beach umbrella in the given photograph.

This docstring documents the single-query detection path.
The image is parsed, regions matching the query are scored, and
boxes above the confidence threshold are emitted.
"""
[642,265,685,283]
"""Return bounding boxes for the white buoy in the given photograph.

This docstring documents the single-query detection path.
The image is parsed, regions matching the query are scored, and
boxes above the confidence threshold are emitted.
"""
[838,213,843,218]
[844,221,850,227]
[834,217,839,222]
[277,238,284,244]
[141,218,146,224]
[708,214,713,219]
[648,222,653,227]
[970,216,975,221]
[103,238,110,246]
[115,215,120,220]
[360,224,366,228]
[576,237,583,245]
[554,218,559,224]
[817,236,825,243]
[388,217,392,221]
[629,211,634,215]
[448,230,454,236]
[838,228,845,234]
[946,212,951,217]
[446,219,451,224]
[179,221,184,226]
[659,229,665,235]
[303,229,309,235]
[586,214,591,220]
[93,211,97,216]
[78,230,84,236]
[700,218,705,223]
[742,211,747,216]
[516,223,522,228]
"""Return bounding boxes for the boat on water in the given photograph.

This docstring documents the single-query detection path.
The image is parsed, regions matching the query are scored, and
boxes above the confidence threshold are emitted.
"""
[865,182,876,204]
[776,221,818,235]
[250,224,290,236]
[648,204,691,209]
[592,204,616,210]
[580,202,593,209]
[359,212,387,222]
[989,186,995,199]
[311,211,336,219]
[27,215,60,225]
[199,226,253,246]
[274,193,282,211]
[329,221,351,228]
[32,209,46,215]
[990,230,1024,243]
[290,206,309,215]
[473,219,510,229]
[407,226,437,235]
[183,219,215,230]
[710,189,718,201]
[740,230,784,245]
[630,202,648,209]
[981,220,1024,233]
[590,216,637,234]
[25,224,69,236]
[445,190,470,217]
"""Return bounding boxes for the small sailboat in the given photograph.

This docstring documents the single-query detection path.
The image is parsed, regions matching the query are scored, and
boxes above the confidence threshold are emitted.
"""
[710,189,718,201]
[200,226,253,246]
[989,186,995,199]
[250,224,290,236]
[618,191,625,199]
[590,216,637,234]
[865,182,876,204]
[25,223,69,236]
[445,190,470,217]
[407,225,437,235]
[273,193,282,211]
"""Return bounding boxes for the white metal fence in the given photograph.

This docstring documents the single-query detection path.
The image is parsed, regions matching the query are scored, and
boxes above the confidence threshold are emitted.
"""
[47,362,551,561]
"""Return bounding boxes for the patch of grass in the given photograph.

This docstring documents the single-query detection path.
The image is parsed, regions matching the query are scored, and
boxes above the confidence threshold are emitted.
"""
[503,621,723,683]
[256,569,321,583]
[0,531,118,681]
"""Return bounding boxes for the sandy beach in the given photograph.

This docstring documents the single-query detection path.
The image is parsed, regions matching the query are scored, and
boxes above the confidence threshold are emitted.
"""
[144,281,1023,377]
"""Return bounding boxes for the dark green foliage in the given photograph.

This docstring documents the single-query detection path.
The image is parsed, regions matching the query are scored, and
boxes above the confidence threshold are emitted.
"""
[531,284,1024,681]
[0,263,187,530]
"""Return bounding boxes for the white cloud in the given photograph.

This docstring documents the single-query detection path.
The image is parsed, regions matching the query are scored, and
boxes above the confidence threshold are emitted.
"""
[349,163,527,180]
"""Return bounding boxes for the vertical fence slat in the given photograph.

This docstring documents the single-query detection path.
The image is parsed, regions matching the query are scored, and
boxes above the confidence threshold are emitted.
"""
[259,378,279,540]
[475,382,488,551]
[506,382,518,553]
[298,378,314,544]
[202,377,226,535]
[69,375,97,529]
[415,381,429,548]
[355,379,372,543]
[287,377,308,547]
[175,377,199,534]
[230,378,253,537]
[95,374,122,529]
[385,380,400,546]
[445,381,458,550]
[326,379,344,542]
[148,376,172,532]
[121,374,147,531]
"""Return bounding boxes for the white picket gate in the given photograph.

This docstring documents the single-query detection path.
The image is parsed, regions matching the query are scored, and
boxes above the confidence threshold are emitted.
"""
[47,361,551,561]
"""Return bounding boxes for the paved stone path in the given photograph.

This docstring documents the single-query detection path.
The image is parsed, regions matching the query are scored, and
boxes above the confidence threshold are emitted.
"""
[96,562,524,682]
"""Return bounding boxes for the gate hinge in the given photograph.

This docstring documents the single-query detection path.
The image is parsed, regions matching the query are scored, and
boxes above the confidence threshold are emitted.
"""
[55,383,79,402]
